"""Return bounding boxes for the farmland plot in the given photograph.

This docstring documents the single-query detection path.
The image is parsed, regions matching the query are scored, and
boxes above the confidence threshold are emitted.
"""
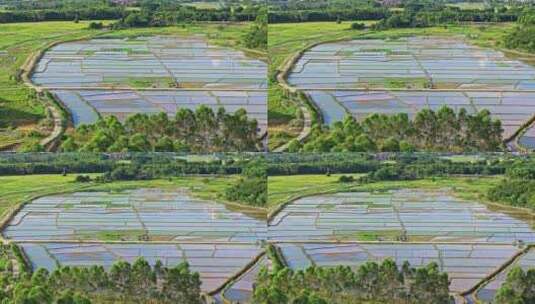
[268,189,535,243]
[31,36,267,134]
[288,37,535,90]
[32,36,266,89]
[2,187,267,294]
[2,188,267,242]
[474,248,535,302]
[214,254,269,303]
[287,37,535,147]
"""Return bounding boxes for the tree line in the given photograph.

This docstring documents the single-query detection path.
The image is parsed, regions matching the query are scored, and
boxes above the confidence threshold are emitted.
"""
[254,246,452,304]
[289,106,503,153]
[0,7,126,23]
[0,243,203,304]
[266,153,515,176]
[0,153,260,176]
[269,0,524,24]
[60,107,260,153]
[0,0,261,24]
[373,6,520,30]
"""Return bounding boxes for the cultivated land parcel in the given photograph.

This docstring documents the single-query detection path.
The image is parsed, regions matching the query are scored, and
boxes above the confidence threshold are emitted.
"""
[0,22,267,151]
[0,171,267,303]
[270,22,535,151]
[267,171,535,303]
[32,36,267,134]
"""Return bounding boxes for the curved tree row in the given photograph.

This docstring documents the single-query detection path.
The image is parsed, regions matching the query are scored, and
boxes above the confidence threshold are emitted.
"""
[289,106,503,153]
[60,107,261,153]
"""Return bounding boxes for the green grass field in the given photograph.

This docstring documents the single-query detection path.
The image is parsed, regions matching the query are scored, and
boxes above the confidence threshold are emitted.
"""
[267,21,515,150]
[446,2,488,10]
[268,174,503,210]
[0,174,240,220]
[0,21,260,151]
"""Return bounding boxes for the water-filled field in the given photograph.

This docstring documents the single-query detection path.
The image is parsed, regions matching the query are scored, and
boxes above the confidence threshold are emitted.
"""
[268,189,535,243]
[32,36,266,89]
[475,248,535,302]
[218,255,269,303]
[51,89,267,133]
[288,37,535,146]
[519,124,535,150]
[20,242,262,292]
[277,243,520,293]
[31,36,267,135]
[3,189,267,242]
[305,90,535,138]
[288,37,535,90]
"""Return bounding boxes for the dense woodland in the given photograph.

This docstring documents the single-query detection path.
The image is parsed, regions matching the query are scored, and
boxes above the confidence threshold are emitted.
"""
[487,160,535,210]
[503,9,535,53]
[60,108,261,153]
[289,106,504,153]
[0,244,202,304]
[225,159,267,207]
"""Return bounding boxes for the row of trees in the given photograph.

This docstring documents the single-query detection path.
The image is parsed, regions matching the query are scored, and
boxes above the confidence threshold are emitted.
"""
[269,7,390,23]
[0,153,259,176]
[266,153,516,176]
[290,106,503,153]
[109,2,261,28]
[0,0,262,23]
[373,7,520,29]
[60,107,260,153]
[0,243,202,304]
[0,7,127,23]
[269,0,523,24]
[254,252,452,303]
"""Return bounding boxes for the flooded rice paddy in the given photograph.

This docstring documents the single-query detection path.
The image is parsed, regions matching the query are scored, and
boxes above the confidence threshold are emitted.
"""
[31,36,267,134]
[278,243,519,293]
[218,255,269,303]
[269,189,535,243]
[289,37,535,90]
[20,242,262,292]
[519,123,535,150]
[3,189,267,242]
[3,188,267,294]
[33,36,266,89]
[4,186,534,300]
[288,37,535,148]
